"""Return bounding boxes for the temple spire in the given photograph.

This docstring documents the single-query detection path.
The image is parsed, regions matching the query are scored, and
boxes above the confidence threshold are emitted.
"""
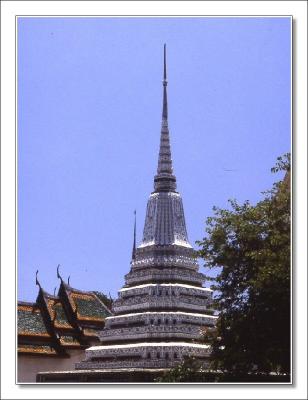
[162,43,168,120]
[154,44,177,192]
[132,210,137,260]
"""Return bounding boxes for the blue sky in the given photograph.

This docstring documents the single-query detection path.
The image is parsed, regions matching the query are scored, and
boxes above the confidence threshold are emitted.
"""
[18,17,291,301]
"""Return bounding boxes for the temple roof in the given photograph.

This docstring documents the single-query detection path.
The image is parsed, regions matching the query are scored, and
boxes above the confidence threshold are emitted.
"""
[18,344,57,356]
[18,303,51,338]
[51,301,73,329]
[71,292,109,322]
[62,284,111,322]
[18,278,112,357]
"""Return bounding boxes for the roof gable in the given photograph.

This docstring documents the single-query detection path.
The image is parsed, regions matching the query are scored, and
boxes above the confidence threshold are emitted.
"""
[18,282,113,356]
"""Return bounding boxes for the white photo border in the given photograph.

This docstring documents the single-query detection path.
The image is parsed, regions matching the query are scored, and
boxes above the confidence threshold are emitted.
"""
[1,1,307,399]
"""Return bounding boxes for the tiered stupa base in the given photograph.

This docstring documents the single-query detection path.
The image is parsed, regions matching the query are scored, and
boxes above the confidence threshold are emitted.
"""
[76,342,211,370]
[72,244,217,372]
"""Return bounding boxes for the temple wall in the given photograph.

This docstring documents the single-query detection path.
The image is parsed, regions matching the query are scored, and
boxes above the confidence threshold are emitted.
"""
[17,350,85,383]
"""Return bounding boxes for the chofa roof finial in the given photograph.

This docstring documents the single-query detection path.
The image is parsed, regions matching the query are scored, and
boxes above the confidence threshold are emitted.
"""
[56,264,63,282]
[35,269,41,288]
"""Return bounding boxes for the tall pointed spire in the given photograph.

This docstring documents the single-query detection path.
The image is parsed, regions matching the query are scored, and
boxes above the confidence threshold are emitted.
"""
[162,43,168,120]
[154,44,177,192]
[132,210,136,260]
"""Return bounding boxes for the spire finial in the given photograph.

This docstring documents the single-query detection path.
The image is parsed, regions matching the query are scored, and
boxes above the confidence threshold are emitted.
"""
[162,44,168,120]
[67,275,70,286]
[154,44,177,192]
[163,43,167,82]
[132,210,137,260]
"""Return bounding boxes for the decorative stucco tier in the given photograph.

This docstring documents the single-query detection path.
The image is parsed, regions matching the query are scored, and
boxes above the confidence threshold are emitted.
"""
[76,45,216,371]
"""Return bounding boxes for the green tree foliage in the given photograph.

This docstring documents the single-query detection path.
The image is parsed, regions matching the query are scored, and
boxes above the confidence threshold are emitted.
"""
[197,153,291,375]
[156,357,241,382]
[157,357,203,383]
[93,291,113,310]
